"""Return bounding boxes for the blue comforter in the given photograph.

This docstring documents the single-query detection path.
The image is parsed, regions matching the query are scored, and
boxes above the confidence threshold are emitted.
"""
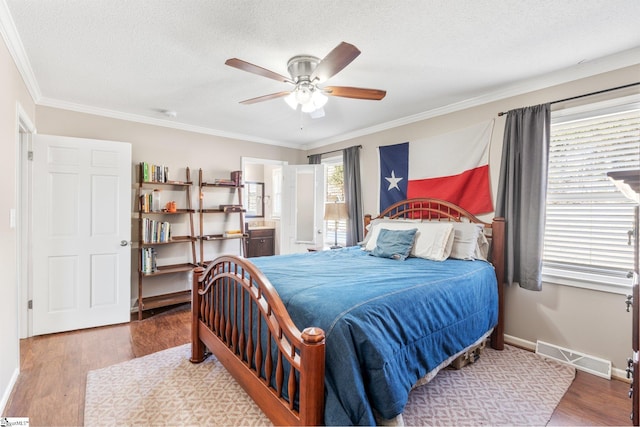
[250,246,498,425]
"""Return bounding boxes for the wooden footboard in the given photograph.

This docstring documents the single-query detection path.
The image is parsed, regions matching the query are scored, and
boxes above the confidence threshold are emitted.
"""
[190,256,325,426]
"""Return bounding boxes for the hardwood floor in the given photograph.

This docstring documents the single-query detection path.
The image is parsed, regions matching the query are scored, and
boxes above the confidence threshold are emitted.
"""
[2,303,633,426]
[3,304,191,426]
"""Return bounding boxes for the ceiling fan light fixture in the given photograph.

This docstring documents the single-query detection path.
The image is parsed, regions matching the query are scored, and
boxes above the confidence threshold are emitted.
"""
[312,90,328,108]
[301,100,316,113]
[295,82,313,105]
[284,92,298,110]
[285,83,328,113]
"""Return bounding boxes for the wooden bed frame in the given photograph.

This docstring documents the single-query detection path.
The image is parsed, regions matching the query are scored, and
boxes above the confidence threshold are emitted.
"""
[190,198,505,426]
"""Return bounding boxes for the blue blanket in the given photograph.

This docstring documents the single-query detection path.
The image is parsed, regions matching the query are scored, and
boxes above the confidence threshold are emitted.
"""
[250,246,498,425]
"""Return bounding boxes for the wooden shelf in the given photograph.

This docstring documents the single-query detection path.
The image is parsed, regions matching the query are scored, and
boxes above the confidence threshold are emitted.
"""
[198,168,247,261]
[201,208,247,214]
[140,209,196,215]
[200,234,248,241]
[140,262,197,277]
[140,236,197,246]
[141,290,191,311]
[140,180,192,187]
[200,182,244,188]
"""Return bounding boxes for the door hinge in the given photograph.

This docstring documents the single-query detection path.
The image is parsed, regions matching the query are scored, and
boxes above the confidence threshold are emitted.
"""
[28,299,33,309]
[28,150,33,161]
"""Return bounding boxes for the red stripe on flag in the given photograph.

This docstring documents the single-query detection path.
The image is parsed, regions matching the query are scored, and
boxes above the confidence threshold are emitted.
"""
[407,165,493,214]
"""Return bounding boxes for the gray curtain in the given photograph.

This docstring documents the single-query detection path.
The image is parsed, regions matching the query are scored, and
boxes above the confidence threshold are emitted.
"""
[343,146,363,246]
[495,104,550,291]
[308,154,322,165]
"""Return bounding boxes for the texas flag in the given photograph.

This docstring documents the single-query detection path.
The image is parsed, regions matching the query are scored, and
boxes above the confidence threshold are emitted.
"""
[379,120,495,214]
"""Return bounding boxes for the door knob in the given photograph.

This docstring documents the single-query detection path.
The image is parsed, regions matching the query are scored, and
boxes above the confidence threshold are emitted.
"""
[120,240,129,247]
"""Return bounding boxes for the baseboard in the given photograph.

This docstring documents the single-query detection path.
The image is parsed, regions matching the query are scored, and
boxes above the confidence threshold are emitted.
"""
[0,368,20,414]
[612,367,630,383]
[504,334,536,351]
[504,334,629,382]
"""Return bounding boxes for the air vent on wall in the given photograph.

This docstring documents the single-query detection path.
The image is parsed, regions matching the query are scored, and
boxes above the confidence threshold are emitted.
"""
[536,340,611,379]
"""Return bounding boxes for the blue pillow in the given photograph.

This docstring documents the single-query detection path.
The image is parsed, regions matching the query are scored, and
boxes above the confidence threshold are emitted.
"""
[370,228,418,261]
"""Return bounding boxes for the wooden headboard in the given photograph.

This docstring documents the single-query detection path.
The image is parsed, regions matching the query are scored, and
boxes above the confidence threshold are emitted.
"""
[366,198,490,230]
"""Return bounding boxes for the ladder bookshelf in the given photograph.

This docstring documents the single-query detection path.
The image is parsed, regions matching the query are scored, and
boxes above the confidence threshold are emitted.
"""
[136,164,197,320]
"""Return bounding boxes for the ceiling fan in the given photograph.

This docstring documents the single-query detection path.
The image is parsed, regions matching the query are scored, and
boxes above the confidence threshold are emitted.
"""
[225,42,386,116]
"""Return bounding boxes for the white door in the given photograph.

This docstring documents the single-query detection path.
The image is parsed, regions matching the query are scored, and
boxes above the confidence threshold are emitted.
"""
[280,165,325,254]
[31,134,132,335]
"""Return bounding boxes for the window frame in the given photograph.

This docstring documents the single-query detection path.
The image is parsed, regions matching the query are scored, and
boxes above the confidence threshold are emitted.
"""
[321,154,347,247]
[541,93,640,295]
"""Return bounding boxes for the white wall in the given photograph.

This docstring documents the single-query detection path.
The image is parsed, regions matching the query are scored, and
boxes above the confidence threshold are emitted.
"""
[34,106,305,301]
[0,35,35,411]
[307,65,640,375]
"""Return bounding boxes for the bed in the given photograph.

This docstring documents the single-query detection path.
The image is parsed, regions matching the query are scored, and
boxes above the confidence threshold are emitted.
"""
[190,198,505,425]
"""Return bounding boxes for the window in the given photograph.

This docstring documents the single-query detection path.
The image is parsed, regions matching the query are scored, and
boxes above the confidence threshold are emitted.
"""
[323,155,347,247]
[542,95,640,293]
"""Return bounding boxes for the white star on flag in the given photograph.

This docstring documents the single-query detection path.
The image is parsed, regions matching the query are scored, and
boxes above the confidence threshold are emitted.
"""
[385,170,403,191]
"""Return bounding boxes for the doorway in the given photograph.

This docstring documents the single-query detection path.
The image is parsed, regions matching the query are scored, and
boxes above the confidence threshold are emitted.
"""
[241,157,287,254]
[17,104,35,338]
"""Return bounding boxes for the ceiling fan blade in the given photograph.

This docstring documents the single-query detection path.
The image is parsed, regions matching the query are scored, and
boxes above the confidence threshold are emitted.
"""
[323,86,386,100]
[225,58,294,84]
[239,91,291,105]
[310,42,361,82]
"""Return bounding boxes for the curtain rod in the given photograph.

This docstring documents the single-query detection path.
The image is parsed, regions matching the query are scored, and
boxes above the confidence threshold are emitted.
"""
[497,81,640,116]
[306,144,362,158]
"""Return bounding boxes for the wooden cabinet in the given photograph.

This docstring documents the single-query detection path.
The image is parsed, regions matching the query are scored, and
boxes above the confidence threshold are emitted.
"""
[608,169,640,424]
[633,204,639,426]
[198,169,247,264]
[136,165,197,320]
[247,228,275,258]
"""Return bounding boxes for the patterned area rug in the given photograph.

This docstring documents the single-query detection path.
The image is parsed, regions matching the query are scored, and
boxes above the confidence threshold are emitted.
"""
[84,344,575,426]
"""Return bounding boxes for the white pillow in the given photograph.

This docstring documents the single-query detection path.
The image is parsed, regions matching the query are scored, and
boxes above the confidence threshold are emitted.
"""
[411,222,455,261]
[365,221,454,261]
[449,222,489,261]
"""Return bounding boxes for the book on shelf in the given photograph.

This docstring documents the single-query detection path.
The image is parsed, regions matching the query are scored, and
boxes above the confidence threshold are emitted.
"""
[220,204,244,212]
[139,190,162,213]
[230,170,242,186]
[140,161,169,183]
[139,193,149,213]
[140,247,157,273]
[142,217,171,243]
[214,178,236,186]
[224,229,244,238]
[213,171,243,186]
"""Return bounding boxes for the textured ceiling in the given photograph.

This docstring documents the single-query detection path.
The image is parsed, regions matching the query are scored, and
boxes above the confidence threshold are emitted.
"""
[3,0,640,149]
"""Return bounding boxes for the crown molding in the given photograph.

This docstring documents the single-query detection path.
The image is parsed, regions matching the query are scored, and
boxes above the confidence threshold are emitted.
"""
[0,0,41,102]
[37,97,303,150]
[3,0,638,152]
[302,47,640,150]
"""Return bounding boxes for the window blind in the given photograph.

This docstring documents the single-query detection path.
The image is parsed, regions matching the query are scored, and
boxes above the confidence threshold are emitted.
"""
[324,156,347,245]
[543,107,640,285]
